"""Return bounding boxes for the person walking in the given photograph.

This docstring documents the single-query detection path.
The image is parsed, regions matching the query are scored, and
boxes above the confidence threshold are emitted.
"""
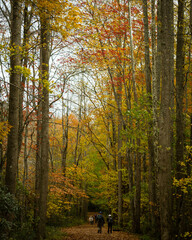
[96,211,105,233]
[89,215,94,225]
[107,214,113,234]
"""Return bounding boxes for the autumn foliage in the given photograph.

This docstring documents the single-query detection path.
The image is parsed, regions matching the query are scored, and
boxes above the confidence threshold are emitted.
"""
[0,0,192,240]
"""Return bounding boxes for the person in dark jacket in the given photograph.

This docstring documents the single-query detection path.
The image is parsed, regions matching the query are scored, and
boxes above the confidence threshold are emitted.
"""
[107,214,113,234]
[97,211,105,233]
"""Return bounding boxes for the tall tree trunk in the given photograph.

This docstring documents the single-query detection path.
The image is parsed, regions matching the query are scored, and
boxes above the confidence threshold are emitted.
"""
[0,102,3,176]
[74,85,82,166]
[128,1,141,232]
[5,0,22,195]
[126,148,134,230]
[21,2,31,187]
[106,44,124,228]
[151,0,160,234]
[175,0,185,237]
[117,78,123,227]
[143,0,157,232]
[37,15,50,240]
[188,0,192,177]
[124,71,134,231]
[34,80,42,233]
[154,1,161,235]
[116,1,123,227]
[142,0,151,95]
[0,101,6,175]
[128,1,137,103]
[158,0,174,239]
[23,81,29,186]
[111,113,117,170]
[155,0,161,104]
[18,1,31,161]
[135,139,141,233]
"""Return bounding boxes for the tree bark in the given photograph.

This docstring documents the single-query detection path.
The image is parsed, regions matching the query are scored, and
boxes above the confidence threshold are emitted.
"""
[117,78,123,227]
[126,148,135,231]
[188,0,192,178]
[34,80,42,233]
[5,0,22,195]
[128,1,141,232]
[74,84,82,166]
[37,15,50,239]
[150,0,158,214]
[128,1,137,103]
[175,0,185,237]
[158,0,174,239]
[142,0,151,95]
[61,98,69,176]
[156,0,161,103]
[23,81,29,186]
[135,139,141,233]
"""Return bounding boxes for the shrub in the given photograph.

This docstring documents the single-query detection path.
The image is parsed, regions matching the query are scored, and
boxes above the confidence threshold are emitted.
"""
[0,187,35,240]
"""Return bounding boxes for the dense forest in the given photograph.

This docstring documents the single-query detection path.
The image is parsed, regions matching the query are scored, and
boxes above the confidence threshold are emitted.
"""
[0,0,192,239]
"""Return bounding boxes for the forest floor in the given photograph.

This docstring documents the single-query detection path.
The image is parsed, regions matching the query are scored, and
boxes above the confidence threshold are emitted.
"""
[61,223,140,240]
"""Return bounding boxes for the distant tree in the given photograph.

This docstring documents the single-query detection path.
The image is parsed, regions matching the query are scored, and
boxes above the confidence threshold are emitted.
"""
[61,98,69,176]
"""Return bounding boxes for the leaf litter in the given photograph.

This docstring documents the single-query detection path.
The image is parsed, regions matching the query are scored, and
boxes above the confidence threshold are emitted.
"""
[61,224,140,240]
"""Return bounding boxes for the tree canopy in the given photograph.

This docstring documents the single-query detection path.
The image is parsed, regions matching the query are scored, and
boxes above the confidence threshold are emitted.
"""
[0,0,192,239]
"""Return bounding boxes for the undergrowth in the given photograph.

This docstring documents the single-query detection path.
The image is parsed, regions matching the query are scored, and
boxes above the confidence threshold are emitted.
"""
[46,217,86,240]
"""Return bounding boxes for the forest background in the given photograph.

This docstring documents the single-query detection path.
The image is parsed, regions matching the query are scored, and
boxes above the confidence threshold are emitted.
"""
[0,0,192,239]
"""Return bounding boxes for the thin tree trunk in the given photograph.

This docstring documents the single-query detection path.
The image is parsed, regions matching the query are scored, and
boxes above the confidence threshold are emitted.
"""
[18,2,30,161]
[23,81,29,186]
[156,0,161,103]
[126,148,134,230]
[128,1,137,103]
[111,113,117,170]
[142,0,151,95]
[135,138,141,233]
[153,1,161,235]
[22,2,31,182]
[62,98,69,176]
[175,0,185,237]
[34,80,42,232]
[143,0,157,232]
[128,1,141,232]
[74,85,82,166]
[5,0,22,195]
[0,101,6,175]
[117,78,123,227]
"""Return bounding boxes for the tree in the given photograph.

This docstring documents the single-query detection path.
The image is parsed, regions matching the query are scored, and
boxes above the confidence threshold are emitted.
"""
[158,0,174,238]
[150,0,159,232]
[5,0,22,195]
[61,98,69,176]
[36,10,50,239]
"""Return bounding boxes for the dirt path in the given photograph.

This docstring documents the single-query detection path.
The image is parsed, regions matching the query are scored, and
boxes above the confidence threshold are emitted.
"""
[61,224,140,240]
